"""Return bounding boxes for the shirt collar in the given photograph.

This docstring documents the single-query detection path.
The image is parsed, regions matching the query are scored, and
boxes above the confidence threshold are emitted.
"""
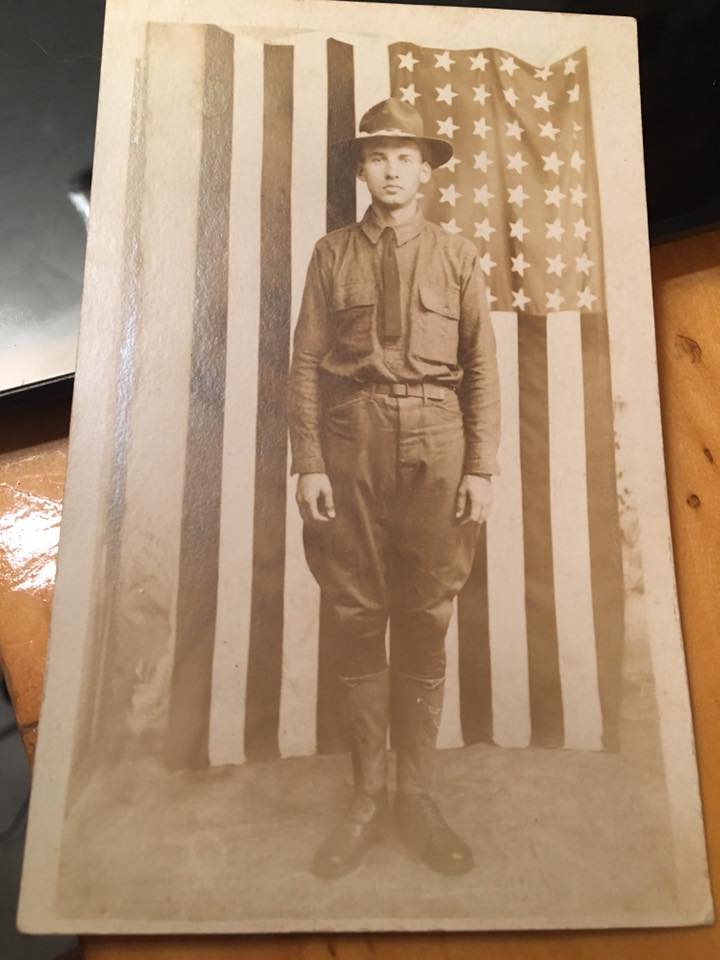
[360,204,425,247]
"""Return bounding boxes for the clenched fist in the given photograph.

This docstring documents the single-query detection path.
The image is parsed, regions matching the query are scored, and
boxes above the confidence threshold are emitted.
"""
[455,474,493,525]
[296,473,336,523]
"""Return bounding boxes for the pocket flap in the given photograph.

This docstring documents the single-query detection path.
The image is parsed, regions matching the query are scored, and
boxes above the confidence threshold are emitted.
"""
[332,280,376,310]
[419,283,460,320]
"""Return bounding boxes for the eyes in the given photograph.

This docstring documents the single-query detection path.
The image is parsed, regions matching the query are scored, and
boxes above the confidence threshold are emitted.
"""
[367,153,416,164]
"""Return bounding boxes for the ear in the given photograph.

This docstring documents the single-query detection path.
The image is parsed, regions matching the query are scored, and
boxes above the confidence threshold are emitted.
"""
[419,161,432,185]
[357,161,367,183]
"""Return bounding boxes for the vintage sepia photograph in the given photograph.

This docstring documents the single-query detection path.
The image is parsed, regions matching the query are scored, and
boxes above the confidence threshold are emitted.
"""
[18,0,712,935]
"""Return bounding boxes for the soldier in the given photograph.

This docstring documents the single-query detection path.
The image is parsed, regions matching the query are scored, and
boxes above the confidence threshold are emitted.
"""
[288,97,500,879]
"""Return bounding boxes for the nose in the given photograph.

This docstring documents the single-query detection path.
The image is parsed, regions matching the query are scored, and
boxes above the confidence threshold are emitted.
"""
[385,158,399,179]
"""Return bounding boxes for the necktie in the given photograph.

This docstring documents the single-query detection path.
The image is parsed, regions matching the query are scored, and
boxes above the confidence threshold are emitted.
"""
[379,227,402,339]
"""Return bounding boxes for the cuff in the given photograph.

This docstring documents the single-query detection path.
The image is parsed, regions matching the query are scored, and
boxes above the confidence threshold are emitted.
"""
[290,455,327,476]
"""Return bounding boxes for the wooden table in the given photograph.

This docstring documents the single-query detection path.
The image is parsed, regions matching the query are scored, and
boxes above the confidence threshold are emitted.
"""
[1,229,718,958]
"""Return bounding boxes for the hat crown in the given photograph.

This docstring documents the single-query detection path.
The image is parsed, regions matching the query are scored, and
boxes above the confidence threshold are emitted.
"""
[358,98,425,140]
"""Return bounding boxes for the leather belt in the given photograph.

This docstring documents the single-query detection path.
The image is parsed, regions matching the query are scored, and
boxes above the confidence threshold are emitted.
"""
[370,382,454,400]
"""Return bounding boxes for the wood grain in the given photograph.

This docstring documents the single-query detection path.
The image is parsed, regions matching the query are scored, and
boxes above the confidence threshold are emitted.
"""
[1,229,718,957]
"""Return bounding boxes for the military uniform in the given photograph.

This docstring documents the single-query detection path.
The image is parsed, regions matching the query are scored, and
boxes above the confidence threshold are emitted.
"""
[288,97,501,878]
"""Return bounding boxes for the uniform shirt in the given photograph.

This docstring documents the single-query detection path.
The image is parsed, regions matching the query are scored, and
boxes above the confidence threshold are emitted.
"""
[288,204,501,477]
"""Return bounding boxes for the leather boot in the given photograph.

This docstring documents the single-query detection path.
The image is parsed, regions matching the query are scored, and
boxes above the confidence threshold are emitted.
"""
[393,672,474,875]
[311,668,390,879]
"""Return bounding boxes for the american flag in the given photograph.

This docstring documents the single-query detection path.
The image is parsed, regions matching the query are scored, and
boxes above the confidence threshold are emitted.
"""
[389,44,604,317]
[74,24,625,780]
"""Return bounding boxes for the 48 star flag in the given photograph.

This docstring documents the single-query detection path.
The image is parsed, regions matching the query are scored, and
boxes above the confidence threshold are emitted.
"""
[77,25,625,775]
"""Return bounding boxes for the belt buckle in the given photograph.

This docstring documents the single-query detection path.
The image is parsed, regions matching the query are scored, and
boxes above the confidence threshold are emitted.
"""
[391,383,408,397]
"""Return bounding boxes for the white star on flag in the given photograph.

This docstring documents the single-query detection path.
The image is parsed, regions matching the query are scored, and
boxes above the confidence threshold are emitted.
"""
[434,51,455,72]
[473,117,493,138]
[575,253,594,274]
[512,287,531,309]
[538,121,560,141]
[441,156,461,173]
[473,184,494,205]
[476,251,494,276]
[574,218,591,240]
[564,56,579,75]
[474,218,496,241]
[469,52,489,71]
[570,150,585,172]
[485,288,497,307]
[573,122,583,138]
[499,55,519,76]
[439,184,462,206]
[544,186,566,207]
[473,151,493,172]
[440,217,462,234]
[545,218,565,241]
[503,87,519,107]
[509,217,530,241]
[511,252,531,276]
[546,289,565,311]
[399,84,420,105]
[397,51,419,71]
[437,116,459,139]
[577,286,598,309]
[567,84,580,103]
[532,91,554,112]
[546,254,567,276]
[507,184,530,207]
[534,65,553,81]
[436,83,458,105]
[505,120,524,140]
[506,151,528,174]
[473,84,491,105]
[542,151,564,174]
[570,185,588,206]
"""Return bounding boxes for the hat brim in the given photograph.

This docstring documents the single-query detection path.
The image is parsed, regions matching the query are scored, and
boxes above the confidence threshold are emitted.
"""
[333,133,453,170]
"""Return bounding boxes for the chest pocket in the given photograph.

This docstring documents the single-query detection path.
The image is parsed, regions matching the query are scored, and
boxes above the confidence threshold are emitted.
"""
[331,280,376,360]
[414,282,460,366]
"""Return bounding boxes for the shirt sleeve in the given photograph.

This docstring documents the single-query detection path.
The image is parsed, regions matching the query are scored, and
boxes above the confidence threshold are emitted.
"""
[287,243,332,476]
[457,249,501,476]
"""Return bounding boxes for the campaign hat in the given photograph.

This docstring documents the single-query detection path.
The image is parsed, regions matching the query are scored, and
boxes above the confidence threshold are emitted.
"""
[338,97,453,169]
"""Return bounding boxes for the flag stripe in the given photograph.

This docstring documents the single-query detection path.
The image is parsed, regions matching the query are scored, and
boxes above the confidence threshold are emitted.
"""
[518,314,564,746]
[438,601,463,748]
[166,27,233,768]
[547,311,603,750]
[457,524,492,744]
[208,33,264,766]
[355,36,392,216]
[326,39,356,232]
[244,44,294,761]
[279,34,328,758]
[582,311,624,750]
[314,38,358,756]
[487,312,531,748]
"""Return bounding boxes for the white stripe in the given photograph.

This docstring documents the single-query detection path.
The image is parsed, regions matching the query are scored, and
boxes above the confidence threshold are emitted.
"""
[208,35,264,765]
[486,312,531,747]
[546,310,603,750]
[352,36,392,217]
[278,33,327,758]
[437,600,463,748]
[114,26,202,729]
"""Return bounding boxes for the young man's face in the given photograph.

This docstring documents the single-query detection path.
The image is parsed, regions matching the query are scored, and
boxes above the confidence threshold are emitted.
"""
[357,138,432,211]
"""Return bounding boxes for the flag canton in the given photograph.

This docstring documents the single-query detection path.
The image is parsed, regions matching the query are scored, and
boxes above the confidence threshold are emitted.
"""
[389,45,604,314]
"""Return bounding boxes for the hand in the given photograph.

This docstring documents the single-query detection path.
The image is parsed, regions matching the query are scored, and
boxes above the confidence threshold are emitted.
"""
[455,474,493,525]
[296,473,336,523]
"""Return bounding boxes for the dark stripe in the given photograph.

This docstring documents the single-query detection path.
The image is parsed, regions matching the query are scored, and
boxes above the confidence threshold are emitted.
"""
[244,45,294,761]
[166,26,234,769]
[69,50,149,791]
[326,39,356,233]
[581,312,625,751]
[316,594,349,754]
[457,524,492,743]
[518,315,564,747]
